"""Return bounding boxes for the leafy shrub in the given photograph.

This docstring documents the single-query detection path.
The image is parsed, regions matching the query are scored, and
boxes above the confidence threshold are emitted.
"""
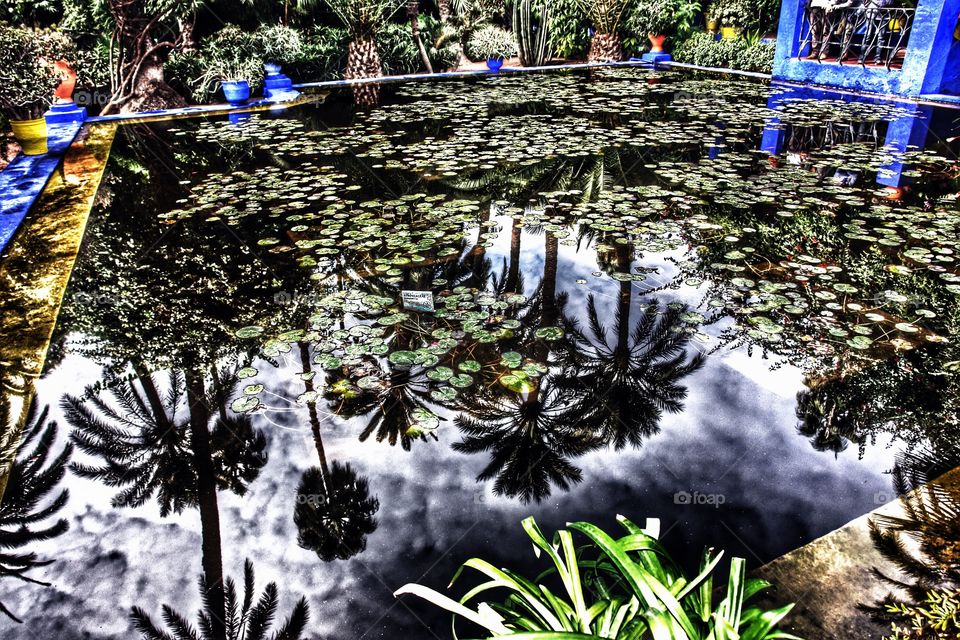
[884,588,960,640]
[420,15,461,71]
[256,24,306,65]
[707,0,781,32]
[624,0,701,39]
[396,515,803,639]
[465,24,517,60]
[674,31,774,73]
[548,0,591,59]
[376,21,421,75]
[0,25,58,120]
[737,40,776,72]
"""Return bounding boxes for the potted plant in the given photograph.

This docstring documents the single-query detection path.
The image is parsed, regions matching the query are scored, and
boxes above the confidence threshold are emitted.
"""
[625,0,700,53]
[193,27,264,106]
[465,24,517,70]
[709,0,750,38]
[0,26,59,156]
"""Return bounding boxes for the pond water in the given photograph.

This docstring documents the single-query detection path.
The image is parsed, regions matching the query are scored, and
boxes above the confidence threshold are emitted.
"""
[2,67,960,638]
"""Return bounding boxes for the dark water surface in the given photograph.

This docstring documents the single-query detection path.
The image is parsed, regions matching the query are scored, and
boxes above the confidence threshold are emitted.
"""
[2,67,959,638]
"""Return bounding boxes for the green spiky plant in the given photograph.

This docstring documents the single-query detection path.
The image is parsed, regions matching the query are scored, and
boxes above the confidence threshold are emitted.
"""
[513,0,550,66]
[395,515,804,639]
[466,24,518,61]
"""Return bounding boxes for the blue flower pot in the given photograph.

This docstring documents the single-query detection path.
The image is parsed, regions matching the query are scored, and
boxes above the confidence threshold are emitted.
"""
[222,80,250,106]
[487,57,504,72]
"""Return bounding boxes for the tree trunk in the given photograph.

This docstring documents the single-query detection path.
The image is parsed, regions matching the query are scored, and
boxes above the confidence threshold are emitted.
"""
[411,15,434,73]
[505,217,523,294]
[185,370,226,640]
[588,33,623,62]
[615,243,632,358]
[543,233,559,326]
[298,344,331,490]
[346,37,383,107]
[133,361,171,431]
[103,54,188,115]
[178,16,197,53]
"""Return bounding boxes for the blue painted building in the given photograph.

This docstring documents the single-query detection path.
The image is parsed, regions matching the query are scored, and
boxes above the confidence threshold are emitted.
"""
[773,0,960,102]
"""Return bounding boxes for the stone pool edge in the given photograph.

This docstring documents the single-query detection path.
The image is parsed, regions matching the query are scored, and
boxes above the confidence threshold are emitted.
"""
[753,465,960,639]
[0,122,117,502]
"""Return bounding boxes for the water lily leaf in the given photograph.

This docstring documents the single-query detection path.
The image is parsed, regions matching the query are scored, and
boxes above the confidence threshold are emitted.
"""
[235,326,265,339]
[449,374,473,388]
[389,350,418,365]
[357,376,381,390]
[459,360,482,373]
[427,366,454,381]
[431,387,457,402]
[500,371,535,394]
[535,326,564,341]
[231,396,260,414]
[500,351,523,368]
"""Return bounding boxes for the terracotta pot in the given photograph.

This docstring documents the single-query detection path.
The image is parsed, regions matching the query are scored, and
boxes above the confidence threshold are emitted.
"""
[10,117,48,156]
[648,34,667,53]
[53,60,77,102]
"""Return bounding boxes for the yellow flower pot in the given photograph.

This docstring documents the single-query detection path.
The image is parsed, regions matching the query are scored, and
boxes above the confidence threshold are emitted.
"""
[10,117,48,156]
[720,26,739,39]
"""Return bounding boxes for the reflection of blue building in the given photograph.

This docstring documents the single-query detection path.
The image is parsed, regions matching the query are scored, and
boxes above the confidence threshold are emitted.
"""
[759,85,956,188]
[773,0,960,102]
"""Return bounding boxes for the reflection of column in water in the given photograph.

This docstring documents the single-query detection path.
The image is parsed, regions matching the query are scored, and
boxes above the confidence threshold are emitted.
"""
[876,102,933,192]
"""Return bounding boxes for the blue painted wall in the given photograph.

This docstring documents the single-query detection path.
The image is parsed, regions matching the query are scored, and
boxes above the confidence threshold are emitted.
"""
[773,0,960,98]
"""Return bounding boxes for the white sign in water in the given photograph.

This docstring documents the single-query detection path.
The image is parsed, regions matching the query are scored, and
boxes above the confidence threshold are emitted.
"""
[401,290,435,312]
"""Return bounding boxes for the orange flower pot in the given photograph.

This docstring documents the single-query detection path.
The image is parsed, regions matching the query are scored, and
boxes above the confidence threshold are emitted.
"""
[53,60,77,102]
[648,34,667,53]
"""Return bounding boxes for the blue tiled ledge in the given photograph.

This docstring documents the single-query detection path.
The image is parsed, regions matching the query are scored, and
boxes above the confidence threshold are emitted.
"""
[291,60,653,89]
[0,121,84,254]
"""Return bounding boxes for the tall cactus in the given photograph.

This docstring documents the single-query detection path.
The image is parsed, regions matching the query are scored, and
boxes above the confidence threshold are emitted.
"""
[513,0,550,67]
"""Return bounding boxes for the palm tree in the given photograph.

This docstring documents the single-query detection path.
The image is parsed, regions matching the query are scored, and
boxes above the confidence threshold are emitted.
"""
[322,0,405,105]
[578,0,629,61]
[130,558,310,640]
[63,367,268,514]
[0,401,71,623]
[294,343,379,561]
[555,246,706,449]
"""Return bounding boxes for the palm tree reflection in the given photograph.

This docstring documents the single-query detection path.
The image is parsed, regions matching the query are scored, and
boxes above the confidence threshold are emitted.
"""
[556,244,705,450]
[294,343,379,561]
[0,401,71,623]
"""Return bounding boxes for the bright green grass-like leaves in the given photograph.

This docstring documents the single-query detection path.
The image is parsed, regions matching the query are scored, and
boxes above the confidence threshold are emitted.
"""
[394,515,802,639]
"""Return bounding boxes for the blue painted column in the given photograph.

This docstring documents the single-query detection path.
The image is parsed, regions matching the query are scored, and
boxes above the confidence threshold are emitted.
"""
[772,0,960,98]
[899,0,960,95]
[773,0,807,74]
